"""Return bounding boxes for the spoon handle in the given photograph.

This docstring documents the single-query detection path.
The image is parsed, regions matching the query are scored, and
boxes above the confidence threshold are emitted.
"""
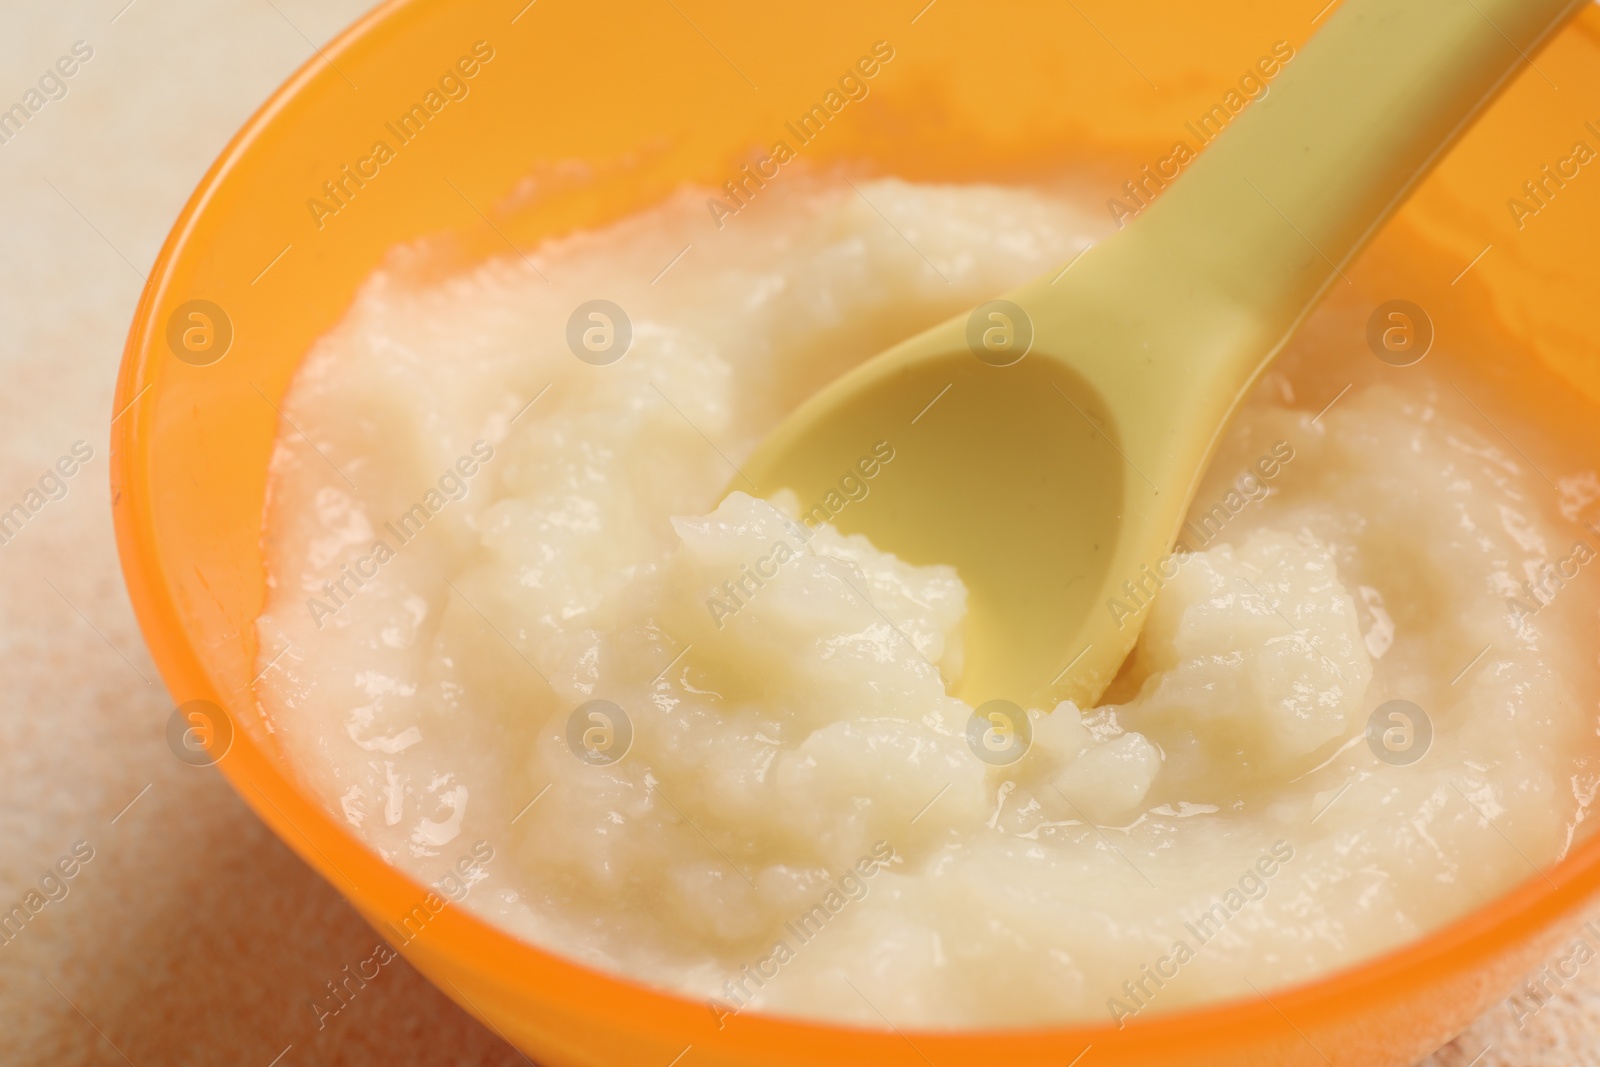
[1019,0,1586,506]
[1133,0,1582,350]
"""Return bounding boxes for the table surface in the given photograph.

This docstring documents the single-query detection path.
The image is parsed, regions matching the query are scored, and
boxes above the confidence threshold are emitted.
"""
[1,2,1596,1064]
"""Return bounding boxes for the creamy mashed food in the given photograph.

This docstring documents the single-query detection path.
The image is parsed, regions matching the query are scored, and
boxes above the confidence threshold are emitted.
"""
[255,177,1600,1028]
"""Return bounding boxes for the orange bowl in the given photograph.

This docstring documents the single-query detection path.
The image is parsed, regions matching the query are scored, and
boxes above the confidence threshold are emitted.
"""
[112,1,1600,1063]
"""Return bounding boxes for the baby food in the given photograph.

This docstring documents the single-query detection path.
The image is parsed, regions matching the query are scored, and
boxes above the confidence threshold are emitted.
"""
[255,176,1600,1027]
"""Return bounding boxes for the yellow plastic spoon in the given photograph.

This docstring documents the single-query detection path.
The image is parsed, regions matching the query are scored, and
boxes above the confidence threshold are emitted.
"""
[739,0,1582,710]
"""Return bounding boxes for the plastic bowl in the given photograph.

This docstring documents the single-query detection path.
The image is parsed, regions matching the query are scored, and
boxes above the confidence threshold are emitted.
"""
[112,1,1600,1063]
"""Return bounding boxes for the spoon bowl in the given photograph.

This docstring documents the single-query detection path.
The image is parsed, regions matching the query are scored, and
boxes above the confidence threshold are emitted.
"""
[743,291,1141,709]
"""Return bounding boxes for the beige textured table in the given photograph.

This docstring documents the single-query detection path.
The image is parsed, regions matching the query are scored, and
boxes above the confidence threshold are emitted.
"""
[0,1,1595,1064]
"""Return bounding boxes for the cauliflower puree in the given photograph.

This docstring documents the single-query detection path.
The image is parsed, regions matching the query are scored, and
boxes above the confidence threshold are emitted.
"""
[255,177,1600,1028]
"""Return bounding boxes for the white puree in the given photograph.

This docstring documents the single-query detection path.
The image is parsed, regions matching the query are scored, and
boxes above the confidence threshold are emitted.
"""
[256,177,1600,1028]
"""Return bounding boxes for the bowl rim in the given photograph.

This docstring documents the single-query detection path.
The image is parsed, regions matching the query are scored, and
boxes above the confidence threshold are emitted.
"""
[109,0,1600,1058]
